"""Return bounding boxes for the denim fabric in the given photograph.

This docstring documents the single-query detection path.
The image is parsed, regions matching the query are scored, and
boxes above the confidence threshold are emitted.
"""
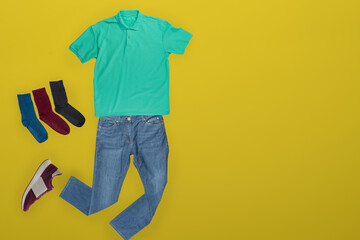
[60,115,169,239]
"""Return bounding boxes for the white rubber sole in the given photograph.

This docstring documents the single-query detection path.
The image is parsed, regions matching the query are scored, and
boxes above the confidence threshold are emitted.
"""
[21,159,52,211]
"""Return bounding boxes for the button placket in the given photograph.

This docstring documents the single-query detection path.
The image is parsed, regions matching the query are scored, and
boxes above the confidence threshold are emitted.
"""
[125,30,128,46]
[126,30,135,47]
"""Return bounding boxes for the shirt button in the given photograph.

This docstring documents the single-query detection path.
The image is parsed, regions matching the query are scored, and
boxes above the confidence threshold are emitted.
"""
[127,117,131,121]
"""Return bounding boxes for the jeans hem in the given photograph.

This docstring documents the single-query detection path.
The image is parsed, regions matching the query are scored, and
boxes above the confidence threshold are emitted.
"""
[59,176,73,199]
[109,221,129,240]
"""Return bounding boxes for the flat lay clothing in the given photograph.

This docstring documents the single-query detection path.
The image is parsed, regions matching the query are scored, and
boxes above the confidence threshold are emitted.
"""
[32,88,70,135]
[60,115,169,240]
[50,80,85,127]
[17,93,48,143]
[69,10,192,116]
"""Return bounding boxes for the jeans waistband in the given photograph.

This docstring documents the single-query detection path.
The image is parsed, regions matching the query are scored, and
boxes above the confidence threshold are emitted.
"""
[99,115,163,122]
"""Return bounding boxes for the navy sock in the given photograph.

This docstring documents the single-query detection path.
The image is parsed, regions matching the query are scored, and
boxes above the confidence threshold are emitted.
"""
[50,80,85,127]
[17,93,48,143]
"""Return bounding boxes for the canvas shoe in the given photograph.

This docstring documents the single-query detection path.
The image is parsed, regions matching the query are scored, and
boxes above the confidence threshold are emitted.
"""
[22,159,62,211]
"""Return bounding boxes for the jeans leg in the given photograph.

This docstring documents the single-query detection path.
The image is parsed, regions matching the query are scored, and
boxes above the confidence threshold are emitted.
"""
[59,176,93,215]
[60,117,131,215]
[110,116,169,239]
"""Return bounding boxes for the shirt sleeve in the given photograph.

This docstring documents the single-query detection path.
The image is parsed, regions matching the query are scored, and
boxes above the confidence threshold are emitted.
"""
[163,23,193,55]
[69,26,98,63]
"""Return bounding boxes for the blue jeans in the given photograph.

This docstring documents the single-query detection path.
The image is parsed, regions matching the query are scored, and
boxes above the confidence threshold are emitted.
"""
[60,115,169,240]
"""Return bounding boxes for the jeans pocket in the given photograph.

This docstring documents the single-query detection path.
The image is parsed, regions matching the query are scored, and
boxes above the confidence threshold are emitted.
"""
[99,118,117,129]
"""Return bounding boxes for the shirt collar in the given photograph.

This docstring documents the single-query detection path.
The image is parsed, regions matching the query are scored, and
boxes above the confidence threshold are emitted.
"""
[115,10,143,30]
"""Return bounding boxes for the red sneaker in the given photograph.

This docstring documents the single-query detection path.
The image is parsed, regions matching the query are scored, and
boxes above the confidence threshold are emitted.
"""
[22,159,62,211]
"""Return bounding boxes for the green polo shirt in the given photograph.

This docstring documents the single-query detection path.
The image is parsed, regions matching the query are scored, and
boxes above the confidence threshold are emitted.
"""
[69,10,192,116]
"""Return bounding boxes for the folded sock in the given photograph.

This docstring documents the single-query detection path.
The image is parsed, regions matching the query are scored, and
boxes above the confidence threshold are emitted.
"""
[50,80,85,127]
[32,88,70,135]
[17,94,48,143]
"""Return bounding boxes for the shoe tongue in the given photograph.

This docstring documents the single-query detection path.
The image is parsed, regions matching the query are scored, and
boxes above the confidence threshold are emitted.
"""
[52,169,62,178]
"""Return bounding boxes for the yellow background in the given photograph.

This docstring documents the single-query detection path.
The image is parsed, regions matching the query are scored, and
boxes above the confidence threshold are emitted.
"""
[1,0,359,239]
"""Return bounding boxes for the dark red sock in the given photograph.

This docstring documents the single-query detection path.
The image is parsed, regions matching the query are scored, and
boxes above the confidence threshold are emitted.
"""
[32,88,70,135]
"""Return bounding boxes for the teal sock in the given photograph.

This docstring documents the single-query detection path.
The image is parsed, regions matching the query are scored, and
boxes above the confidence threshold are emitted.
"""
[17,93,48,143]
